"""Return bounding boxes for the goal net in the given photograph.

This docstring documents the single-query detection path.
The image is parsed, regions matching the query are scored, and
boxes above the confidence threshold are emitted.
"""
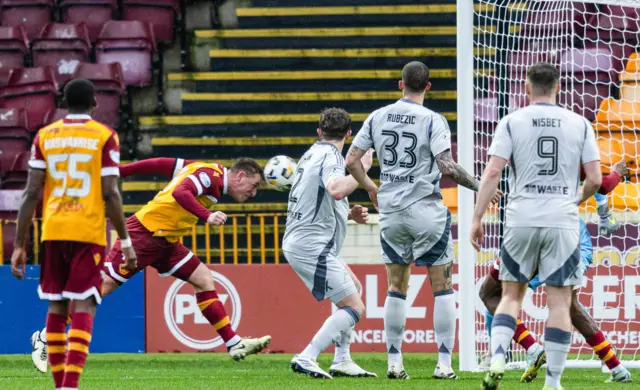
[458,0,640,371]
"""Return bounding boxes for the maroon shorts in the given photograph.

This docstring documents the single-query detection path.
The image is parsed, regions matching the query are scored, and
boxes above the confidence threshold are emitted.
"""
[39,241,105,304]
[104,216,201,284]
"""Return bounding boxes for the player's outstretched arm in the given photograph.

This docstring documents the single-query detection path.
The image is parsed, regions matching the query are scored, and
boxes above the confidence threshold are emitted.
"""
[327,150,374,200]
[471,156,507,251]
[435,149,479,192]
[11,168,45,279]
[103,175,136,270]
[345,145,377,191]
[119,158,195,179]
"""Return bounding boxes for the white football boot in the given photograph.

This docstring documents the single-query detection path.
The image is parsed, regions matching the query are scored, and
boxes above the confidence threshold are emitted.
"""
[228,335,271,361]
[433,363,459,379]
[30,330,48,373]
[329,360,377,377]
[290,355,332,379]
[387,361,410,380]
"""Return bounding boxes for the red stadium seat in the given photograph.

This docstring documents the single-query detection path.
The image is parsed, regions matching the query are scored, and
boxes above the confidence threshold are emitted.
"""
[59,0,117,42]
[586,6,640,44]
[1,150,30,189]
[0,67,58,132]
[0,108,29,175]
[0,0,55,41]
[520,2,591,39]
[72,62,125,128]
[122,0,180,44]
[96,21,157,87]
[44,108,69,124]
[0,26,28,89]
[32,23,92,86]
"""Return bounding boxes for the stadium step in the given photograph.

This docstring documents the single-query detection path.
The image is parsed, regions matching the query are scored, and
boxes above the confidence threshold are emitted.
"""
[206,48,493,72]
[196,27,457,49]
[180,91,457,116]
[168,69,457,93]
[251,0,456,7]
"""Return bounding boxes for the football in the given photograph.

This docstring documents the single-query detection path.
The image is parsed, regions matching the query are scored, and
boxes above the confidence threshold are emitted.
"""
[264,155,297,192]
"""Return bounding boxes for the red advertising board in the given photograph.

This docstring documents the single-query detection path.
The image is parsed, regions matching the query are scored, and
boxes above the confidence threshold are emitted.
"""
[145,264,640,354]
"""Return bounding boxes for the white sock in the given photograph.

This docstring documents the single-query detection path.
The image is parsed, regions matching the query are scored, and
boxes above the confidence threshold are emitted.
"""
[333,327,353,363]
[40,327,47,343]
[385,291,406,364]
[611,365,624,375]
[301,307,359,361]
[544,327,571,389]
[434,291,456,367]
[527,342,541,354]
[491,314,517,365]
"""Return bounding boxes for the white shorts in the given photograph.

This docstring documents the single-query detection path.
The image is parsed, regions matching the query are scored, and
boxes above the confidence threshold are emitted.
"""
[283,248,357,304]
[500,226,582,287]
[379,198,454,267]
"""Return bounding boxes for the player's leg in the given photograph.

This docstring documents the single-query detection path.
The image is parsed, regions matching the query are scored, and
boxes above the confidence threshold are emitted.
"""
[543,285,572,390]
[570,291,631,383]
[483,227,537,390]
[595,193,619,236]
[61,296,96,389]
[45,300,70,387]
[328,265,376,378]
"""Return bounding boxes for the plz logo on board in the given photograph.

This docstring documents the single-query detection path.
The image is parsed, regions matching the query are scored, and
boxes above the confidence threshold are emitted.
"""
[163,271,242,349]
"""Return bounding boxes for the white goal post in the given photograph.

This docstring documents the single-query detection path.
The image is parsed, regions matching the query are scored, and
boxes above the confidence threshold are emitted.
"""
[457,0,640,372]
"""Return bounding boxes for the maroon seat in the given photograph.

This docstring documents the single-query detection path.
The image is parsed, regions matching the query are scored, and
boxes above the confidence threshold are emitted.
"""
[508,51,558,80]
[32,23,92,86]
[0,108,29,175]
[95,21,157,87]
[0,67,58,132]
[584,41,636,74]
[122,0,180,44]
[559,48,614,120]
[0,0,55,41]
[0,210,17,262]
[0,26,28,89]
[1,150,29,189]
[72,62,125,128]
[59,0,117,42]
[44,108,69,124]
[586,6,640,44]
[520,2,591,40]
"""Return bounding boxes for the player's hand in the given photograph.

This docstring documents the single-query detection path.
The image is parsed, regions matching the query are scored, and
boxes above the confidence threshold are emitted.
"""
[11,247,26,280]
[361,149,375,172]
[207,211,227,226]
[470,217,484,252]
[491,189,504,204]
[350,205,369,224]
[122,246,138,272]
[612,160,629,178]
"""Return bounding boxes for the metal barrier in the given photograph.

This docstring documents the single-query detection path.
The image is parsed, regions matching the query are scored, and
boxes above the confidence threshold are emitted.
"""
[0,213,286,265]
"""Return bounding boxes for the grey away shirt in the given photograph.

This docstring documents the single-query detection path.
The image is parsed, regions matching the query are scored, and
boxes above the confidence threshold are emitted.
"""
[488,103,600,229]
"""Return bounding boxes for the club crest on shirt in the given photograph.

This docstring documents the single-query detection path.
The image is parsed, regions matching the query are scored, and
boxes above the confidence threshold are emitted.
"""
[109,150,120,164]
[199,172,211,188]
[93,252,101,266]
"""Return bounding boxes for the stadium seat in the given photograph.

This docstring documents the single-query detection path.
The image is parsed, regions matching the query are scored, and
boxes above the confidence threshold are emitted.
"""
[59,0,117,42]
[0,26,28,89]
[594,98,640,132]
[0,67,58,132]
[507,51,558,79]
[520,2,591,39]
[71,62,125,128]
[1,150,30,189]
[584,41,636,74]
[0,0,55,41]
[0,108,29,175]
[559,48,614,120]
[122,0,180,44]
[586,6,640,44]
[95,21,157,87]
[0,210,17,261]
[44,108,68,124]
[32,23,92,86]
[619,52,640,100]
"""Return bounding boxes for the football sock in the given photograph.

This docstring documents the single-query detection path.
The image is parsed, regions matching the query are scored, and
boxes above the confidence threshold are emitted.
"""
[490,314,517,365]
[196,290,241,348]
[434,290,456,367]
[586,331,621,370]
[62,312,94,389]
[333,327,353,363]
[46,313,68,388]
[385,291,406,364]
[301,307,359,361]
[485,311,493,337]
[513,319,538,352]
[595,193,608,213]
[544,327,571,389]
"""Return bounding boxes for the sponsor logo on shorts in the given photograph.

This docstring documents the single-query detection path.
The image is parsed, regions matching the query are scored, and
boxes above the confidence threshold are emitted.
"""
[199,172,211,188]
[163,271,242,349]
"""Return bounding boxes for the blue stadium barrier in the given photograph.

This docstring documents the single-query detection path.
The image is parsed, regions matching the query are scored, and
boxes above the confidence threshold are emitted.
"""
[0,266,144,354]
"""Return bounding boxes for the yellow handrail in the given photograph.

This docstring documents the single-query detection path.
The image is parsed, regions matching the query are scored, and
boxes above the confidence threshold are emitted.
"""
[0,213,287,265]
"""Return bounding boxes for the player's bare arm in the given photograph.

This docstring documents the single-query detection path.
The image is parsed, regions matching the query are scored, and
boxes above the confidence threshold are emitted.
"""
[11,168,46,279]
[578,160,603,204]
[435,149,479,191]
[102,175,137,271]
[470,155,508,251]
[345,145,377,192]
[327,149,374,200]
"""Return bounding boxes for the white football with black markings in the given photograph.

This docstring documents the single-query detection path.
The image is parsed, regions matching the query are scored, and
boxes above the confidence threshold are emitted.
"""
[264,155,297,192]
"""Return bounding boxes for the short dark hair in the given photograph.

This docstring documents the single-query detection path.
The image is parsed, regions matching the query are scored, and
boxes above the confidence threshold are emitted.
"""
[318,107,351,140]
[64,78,95,113]
[526,62,560,96]
[402,61,430,94]
[231,157,265,181]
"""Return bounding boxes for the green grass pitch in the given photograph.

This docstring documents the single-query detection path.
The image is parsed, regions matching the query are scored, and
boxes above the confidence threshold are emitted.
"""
[0,353,635,389]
